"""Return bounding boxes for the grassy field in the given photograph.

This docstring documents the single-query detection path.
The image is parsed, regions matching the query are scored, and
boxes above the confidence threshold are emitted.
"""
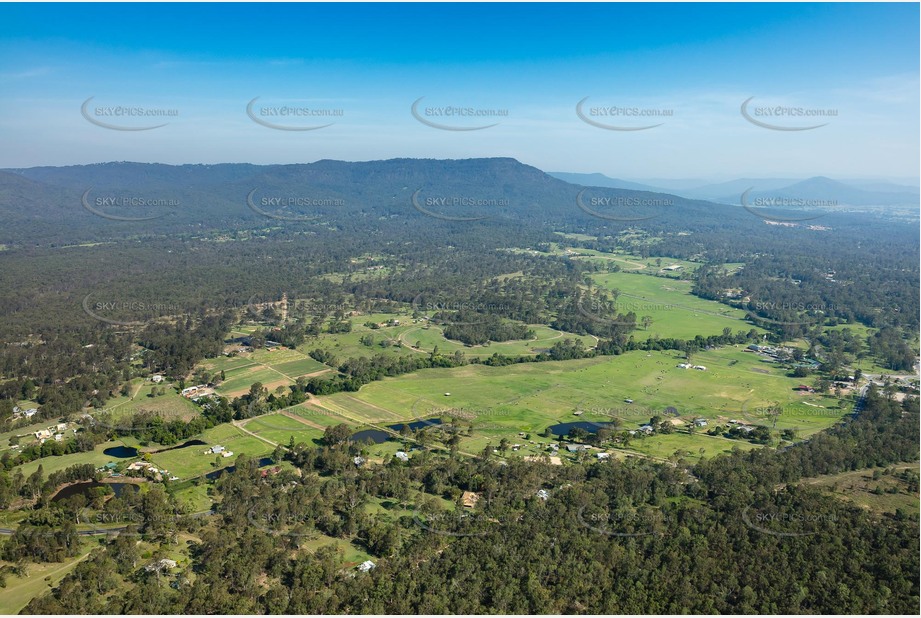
[15,440,129,478]
[146,424,274,480]
[239,408,327,446]
[400,323,598,358]
[798,464,920,515]
[589,270,764,340]
[315,346,848,462]
[206,347,332,398]
[91,380,201,426]
[0,552,91,614]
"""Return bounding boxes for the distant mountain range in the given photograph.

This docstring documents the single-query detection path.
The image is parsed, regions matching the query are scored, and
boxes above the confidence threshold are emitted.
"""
[1,158,913,248]
[0,158,720,245]
[549,172,920,207]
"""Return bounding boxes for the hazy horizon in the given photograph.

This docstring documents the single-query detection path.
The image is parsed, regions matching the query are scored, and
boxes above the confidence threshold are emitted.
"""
[1,2,918,177]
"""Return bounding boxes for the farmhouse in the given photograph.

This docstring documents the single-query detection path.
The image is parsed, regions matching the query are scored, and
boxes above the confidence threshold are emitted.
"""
[182,385,207,397]
[151,374,164,383]
[144,558,177,573]
[207,445,225,454]
[461,491,480,508]
[34,429,52,440]
[394,451,409,462]
[357,560,376,572]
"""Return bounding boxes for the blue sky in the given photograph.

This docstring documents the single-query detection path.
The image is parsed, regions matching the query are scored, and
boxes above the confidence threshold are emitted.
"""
[0,2,917,180]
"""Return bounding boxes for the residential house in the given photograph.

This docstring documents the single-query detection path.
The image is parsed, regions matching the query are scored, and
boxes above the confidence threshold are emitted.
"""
[461,491,480,508]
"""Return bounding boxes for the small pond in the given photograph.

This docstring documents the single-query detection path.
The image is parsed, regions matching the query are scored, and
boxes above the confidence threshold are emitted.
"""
[152,439,207,453]
[103,445,139,458]
[205,456,274,480]
[547,421,615,437]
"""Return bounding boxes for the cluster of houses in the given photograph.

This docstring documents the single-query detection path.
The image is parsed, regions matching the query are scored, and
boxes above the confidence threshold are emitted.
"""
[33,422,72,444]
[677,363,707,371]
[126,460,179,481]
[745,344,821,369]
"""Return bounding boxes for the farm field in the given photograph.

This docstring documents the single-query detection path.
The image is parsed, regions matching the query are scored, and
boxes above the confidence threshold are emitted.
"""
[206,347,332,398]
[589,270,764,340]
[146,424,274,480]
[91,380,201,426]
[316,346,848,462]
[399,323,597,358]
[238,407,327,446]
[549,243,702,273]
